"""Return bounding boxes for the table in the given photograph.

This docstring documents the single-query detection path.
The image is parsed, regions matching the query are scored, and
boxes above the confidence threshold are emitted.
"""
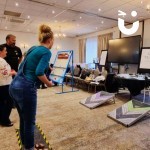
[115,74,149,97]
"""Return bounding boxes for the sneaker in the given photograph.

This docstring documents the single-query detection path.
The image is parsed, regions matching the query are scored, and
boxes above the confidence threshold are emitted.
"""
[35,143,45,149]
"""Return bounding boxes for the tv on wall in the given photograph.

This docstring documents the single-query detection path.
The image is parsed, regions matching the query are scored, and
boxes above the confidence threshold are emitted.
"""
[108,35,141,64]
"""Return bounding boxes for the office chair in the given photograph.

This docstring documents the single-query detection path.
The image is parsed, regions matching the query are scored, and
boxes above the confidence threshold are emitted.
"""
[143,76,150,103]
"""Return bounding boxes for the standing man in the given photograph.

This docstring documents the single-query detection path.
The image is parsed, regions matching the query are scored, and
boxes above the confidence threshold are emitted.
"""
[4,34,22,72]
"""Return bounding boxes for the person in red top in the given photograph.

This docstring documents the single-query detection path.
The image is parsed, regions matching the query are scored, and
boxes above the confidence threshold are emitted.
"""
[0,44,16,127]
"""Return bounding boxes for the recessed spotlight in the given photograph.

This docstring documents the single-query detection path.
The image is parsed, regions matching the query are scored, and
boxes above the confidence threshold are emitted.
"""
[52,10,55,14]
[95,27,98,30]
[147,5,150,9]
[5,26,7,29]
[27,15,30,19]
[131,11,137,17]
[98,8,101,12]
[101,21,104,24]
[15,2,19,6]
[147,5,150,13]
[141,1,143,4]
[67,0,71,4]
[79,16,82,19]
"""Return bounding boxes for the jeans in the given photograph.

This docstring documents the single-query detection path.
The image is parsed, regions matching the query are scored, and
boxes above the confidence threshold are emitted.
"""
[9,75,37,149]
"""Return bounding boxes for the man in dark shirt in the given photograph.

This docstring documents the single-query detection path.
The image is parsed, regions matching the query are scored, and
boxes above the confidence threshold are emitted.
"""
[4,34,22,72]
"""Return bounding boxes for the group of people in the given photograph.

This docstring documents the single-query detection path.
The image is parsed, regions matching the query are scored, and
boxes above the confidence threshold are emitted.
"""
[0,24,54,150]
[0,34,22,127]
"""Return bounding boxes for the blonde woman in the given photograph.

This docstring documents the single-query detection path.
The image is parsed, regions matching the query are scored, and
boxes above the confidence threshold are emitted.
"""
[0,44,16,127]
[9,25,54,150]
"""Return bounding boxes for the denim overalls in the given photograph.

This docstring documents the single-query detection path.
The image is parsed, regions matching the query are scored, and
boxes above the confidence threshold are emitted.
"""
[9,46,37,150]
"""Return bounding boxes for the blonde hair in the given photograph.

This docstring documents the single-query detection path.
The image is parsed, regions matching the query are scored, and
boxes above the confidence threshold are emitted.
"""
[38,24,53,43]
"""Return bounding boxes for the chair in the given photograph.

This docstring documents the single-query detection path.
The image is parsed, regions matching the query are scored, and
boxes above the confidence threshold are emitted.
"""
[143,88,150,103]
[88,77,107,93]
[143,77,150,103]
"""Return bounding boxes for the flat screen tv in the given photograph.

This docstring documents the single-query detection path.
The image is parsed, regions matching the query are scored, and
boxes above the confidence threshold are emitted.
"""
[108,35,141,64]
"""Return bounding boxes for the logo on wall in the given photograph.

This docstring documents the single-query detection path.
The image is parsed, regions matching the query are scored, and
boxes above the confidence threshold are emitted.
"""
[118,10,139,35]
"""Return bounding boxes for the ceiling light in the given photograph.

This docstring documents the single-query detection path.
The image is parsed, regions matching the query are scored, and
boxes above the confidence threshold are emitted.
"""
[141,1,143,4]
[54,20,58,23]
[98,8,101,12]
[67,0,71,4]
[101,21,104,24]
[95,27,98,30]
[147,5,150,9]
[146,5,150,13]
[52,10,55,14]
[5,26,7,29]
[79,16,82,19]
[15,2,19,6]
[27,15,30,19]
[27,29,30,32]
[54,26,66,38]
[77,24,79,27]
[131,11,137,17]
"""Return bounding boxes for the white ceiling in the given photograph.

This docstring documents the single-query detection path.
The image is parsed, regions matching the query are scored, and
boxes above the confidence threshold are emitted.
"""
[0,0,150,37]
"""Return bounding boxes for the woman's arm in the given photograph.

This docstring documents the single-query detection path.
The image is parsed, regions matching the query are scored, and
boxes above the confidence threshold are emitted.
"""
[36,52,53,87]
[38,75,53,87]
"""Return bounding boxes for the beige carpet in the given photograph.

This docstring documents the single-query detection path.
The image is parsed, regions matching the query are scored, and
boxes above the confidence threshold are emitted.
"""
[0,86,150,150]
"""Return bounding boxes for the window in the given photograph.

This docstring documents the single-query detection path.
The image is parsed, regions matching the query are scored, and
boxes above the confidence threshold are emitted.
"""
[86,37,98,63]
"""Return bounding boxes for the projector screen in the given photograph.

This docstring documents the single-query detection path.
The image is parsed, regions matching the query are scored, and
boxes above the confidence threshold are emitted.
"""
[108,35,141,64]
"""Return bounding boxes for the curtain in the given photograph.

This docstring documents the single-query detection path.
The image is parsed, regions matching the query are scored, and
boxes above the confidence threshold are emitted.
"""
[79,38,86,63]
[97,33,113,59]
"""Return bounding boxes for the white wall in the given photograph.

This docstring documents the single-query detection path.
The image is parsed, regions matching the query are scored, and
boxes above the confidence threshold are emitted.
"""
[76,19,150,73]
[76,27,119,40]
[1,18,150,66]
[143,19,150,47]
[77,19,150,41]
[0,30,38,53]
[51,37,78,63]
[121,21,143,38]
[0,30,78,63]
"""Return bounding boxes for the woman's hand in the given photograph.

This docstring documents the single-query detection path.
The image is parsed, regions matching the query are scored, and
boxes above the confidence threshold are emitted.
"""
[10,69,17,76]
[46,81,53,87]
[49,66,53,71]
[38,75,53,87]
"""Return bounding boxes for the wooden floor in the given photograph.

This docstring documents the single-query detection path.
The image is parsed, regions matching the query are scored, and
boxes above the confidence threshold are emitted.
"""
[0,86,150,150]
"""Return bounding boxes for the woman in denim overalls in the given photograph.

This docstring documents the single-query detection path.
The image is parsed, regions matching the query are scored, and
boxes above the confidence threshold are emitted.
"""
[9,24,54,150]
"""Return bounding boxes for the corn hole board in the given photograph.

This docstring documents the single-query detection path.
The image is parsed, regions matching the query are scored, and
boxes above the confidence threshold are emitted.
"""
[50,50,72,84]
[80,91,115,109]
[133,93,150,106]
[107,100,150,127]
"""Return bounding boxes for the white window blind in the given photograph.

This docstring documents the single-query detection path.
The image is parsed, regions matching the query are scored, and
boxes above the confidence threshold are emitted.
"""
[86,37,98,63]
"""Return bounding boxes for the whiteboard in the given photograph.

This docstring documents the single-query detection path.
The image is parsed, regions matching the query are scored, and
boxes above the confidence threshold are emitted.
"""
[139,48,150,69]
[100,50,107,66]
